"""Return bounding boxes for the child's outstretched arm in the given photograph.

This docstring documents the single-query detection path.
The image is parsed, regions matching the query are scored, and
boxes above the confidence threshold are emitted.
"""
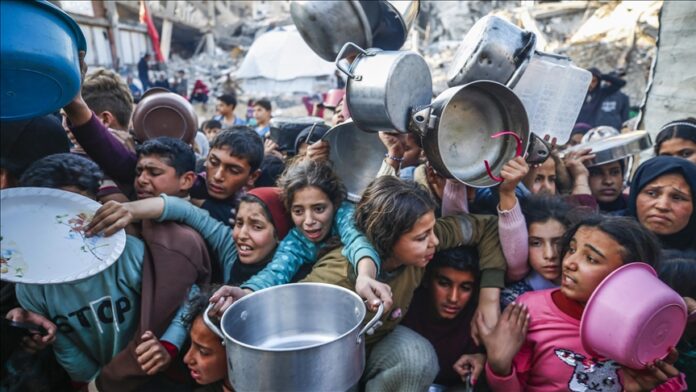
[63,51,138,185]
[241,228,317,291]
[497,156,530,282]
[87,195,239,282]
[334,201,381,274]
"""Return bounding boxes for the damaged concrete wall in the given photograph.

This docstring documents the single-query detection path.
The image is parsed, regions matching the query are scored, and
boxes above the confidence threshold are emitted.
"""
[638,1,696,136]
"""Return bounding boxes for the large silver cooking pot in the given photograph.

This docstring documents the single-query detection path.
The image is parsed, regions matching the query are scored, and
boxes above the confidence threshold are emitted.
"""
[204,283,383,392]
[410,81,530,188]
[290,1,374,62]
[323,120,387,202]
[447,15,536,88]
[336,42,432,133]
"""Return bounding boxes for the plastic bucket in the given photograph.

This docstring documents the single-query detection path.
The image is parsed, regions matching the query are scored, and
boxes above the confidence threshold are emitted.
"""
[1,0,86,121]
[580,263,687,369]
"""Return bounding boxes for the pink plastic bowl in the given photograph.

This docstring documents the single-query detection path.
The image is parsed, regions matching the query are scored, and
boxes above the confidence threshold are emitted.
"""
[580,263,687,369]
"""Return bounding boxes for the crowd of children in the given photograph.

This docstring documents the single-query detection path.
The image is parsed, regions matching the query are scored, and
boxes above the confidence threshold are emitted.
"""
[1,50,695,392]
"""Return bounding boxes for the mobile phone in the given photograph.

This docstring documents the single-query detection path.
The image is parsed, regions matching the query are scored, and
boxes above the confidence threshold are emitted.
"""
[2,318,48,337]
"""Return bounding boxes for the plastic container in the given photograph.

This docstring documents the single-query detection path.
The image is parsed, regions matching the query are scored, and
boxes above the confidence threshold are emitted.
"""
[512,52,592,145]
[580,263,687,369]
[1,0,86,121]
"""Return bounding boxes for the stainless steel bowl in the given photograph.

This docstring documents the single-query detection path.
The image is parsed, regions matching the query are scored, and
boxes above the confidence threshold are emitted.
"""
[323,120,387,202]
[563,131,653,167]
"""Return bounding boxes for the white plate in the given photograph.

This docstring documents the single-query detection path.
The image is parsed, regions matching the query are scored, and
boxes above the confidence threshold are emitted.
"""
[1,187,126,284]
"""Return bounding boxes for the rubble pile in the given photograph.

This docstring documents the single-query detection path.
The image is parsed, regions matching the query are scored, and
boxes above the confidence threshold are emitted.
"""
[418,1,661,105]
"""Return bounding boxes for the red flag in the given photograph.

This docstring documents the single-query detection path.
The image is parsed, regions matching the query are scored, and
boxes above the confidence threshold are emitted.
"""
[139,0,164,62]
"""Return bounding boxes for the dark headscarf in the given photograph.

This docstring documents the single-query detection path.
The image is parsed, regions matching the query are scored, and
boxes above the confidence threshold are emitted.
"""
[627,156,696,251]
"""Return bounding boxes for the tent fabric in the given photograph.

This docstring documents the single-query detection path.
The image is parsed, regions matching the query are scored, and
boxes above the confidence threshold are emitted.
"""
[235,25,336,81]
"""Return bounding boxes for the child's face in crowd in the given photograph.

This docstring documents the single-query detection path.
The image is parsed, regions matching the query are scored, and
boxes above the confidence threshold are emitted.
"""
[204,127,221,142]
[588,161,623,203]
[523,158,557,195]
[233,201,277,265]
[636,173,693,235]
[205,147,257,200]
[390,211,438,268]
[528,219,565,282]
[658,138,696,165]
[216,101,234,117]
[135,155,188,199]
[253,105,271,124]
[402,134,422,168]
[290,186,335,243]
[429,266,475,320]
[184,316,227,386]
[560,226,625,303]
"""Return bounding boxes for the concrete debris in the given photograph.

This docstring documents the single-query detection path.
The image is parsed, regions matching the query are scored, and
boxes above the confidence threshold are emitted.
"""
[419,1,661,105]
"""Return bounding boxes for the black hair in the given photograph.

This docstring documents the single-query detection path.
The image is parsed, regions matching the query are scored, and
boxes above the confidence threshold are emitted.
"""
[0,115,70,179]
[655,118,696,155]
[217,94,238,107]
[428,246,480,278]
[521,196,575,229]
[254,98,272,112]
[658,249,696,299]
[202,119,222,130]
[136,137,196,175]
[181,285,222,329]
[559,215,662,270]
[19,153,102,196]
[255,155,285,187]
[209,128,264,172]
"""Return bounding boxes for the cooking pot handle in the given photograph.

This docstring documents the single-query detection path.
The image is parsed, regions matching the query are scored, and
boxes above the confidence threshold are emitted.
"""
[335,42,368,80]
[203,303,226,344]
[357,301,385,344]
[484,131,523,183]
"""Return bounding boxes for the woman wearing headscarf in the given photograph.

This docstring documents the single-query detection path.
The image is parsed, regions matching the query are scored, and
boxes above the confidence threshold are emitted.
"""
[625,156,696,251]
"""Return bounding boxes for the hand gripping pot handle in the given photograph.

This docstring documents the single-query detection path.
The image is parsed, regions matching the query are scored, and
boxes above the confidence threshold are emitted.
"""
[357,301,384,344]
[203,303,226,345]
[335,42,369,80]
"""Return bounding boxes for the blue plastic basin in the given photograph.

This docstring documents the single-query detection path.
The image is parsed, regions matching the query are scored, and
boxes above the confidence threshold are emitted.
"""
[1,0,87,121]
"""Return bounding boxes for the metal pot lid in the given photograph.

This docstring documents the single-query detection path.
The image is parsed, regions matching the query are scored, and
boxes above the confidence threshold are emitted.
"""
[323,120,386,202]
[562,131,653,167]
[290,0,372,62]
[447,15,535,88]
[434,81,530,188]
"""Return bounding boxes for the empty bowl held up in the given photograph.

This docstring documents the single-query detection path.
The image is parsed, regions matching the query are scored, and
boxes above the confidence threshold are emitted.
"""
[580,263,687,369]
[1,0,86,121]
[132,88,198,144]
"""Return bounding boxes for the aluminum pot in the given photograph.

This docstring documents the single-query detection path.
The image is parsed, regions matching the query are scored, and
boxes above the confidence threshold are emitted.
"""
[204,283,383,392]
[447,15,536,88]
[410,81,530,188]
[323,120,387,202]
[290,1,373,62]
[336,42,432,133]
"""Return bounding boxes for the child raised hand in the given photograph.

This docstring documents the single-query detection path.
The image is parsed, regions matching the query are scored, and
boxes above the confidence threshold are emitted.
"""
[477,302,529,377]
[135,331,172,376]
[498,156,529,211]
